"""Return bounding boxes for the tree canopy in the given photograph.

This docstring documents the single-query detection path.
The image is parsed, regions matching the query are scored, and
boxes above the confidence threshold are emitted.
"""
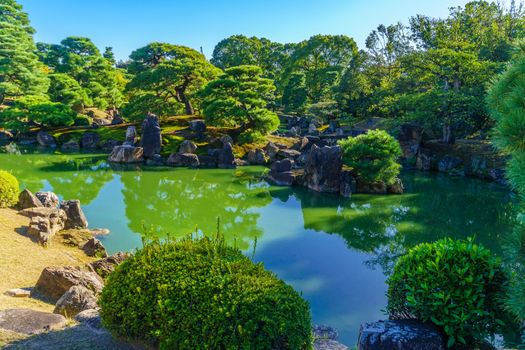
[200,65,280,141]
[124,43,220,119]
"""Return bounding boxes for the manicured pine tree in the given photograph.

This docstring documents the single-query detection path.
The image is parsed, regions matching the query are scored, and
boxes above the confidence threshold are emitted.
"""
[0,0,49,104]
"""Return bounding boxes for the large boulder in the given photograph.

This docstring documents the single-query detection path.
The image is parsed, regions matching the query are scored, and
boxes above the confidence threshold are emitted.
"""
[35,191,60,208]
[141,113,162,158]
[0,309,67,335]
[304,145,343,193]
[88,252,130,279]
[264,142,280,162]
[278,149,301,160]
[53,285,98,317]
[266,159,298,186]
[80,132,101,149]
[179,140,197,154]
[36,131,56,148]
[33,266,104,303]
[198,154,218,168]
[218,142,235,169]
[358,320,445,350]
[189,119,207,132]
[17,189,43,210]
[387,178,404,194]
[60,200,88,229]
[108,145,144,163]
[167,153,200,168]
[247,149,268,165]
[0,129,13,142]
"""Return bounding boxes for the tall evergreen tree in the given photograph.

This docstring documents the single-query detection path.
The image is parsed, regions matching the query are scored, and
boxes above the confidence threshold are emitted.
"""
[0,0,48,104]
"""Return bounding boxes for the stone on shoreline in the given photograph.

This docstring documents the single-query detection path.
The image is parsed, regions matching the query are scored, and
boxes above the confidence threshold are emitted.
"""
[167,153,200,168]
[304,145,342,193]
[141,113,162,158]
[179,140,197,154]
[35,191,60,208]
[20,207,67,245]
[36,131,56,148]
[88,252,130,279]
[60,200,88,229]
[82,237,108,258]
[108,145,144,163]
[33,266,104,303]
[17,189,43,210]
[358,320,445,350]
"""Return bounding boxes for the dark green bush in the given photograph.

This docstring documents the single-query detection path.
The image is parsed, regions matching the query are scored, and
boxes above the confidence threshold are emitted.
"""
[0,170,19,208]
[74,115,91,126]
[387,238,510,348]
[338,129,402,184]
[99,237,312,350]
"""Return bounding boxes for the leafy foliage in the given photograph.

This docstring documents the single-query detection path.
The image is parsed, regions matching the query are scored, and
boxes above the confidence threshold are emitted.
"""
[124,43,220,119]
[0,0,49,103]
[0,170,19,208]
[338,129,401,184]
[200,65,280,142]
[0,96,77,132]
[99,236,312,350]
[387,238,511,348]
[487,42,525,329]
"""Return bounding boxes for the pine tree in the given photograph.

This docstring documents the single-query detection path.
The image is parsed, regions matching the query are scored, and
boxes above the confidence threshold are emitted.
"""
[0,0,49,104]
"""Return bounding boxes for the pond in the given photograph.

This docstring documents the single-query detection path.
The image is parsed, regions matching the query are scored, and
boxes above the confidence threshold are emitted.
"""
[0,148,516,346]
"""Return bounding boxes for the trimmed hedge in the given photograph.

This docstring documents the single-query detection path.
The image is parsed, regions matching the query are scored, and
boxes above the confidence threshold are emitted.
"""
[99,237,312,349]
[387,238,510,348]
[338,129,402,185]
[0,170,19,208]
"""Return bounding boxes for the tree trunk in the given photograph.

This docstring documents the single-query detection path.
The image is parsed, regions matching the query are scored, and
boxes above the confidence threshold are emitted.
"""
[176,89,194,115]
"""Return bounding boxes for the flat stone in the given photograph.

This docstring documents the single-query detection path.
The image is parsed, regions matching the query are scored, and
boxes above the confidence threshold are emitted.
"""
[108,145,144,163]
[0,308,67,335]
[358,320,445,350]
[4,288,30,298]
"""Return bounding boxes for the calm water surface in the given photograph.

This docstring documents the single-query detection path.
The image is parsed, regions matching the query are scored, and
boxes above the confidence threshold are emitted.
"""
[0,148,515,345]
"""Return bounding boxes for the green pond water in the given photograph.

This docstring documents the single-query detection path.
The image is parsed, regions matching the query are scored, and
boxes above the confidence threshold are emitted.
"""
[0,148,516,345]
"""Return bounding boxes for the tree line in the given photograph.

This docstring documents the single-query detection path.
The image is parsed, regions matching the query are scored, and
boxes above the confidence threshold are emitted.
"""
[1,0,525,142]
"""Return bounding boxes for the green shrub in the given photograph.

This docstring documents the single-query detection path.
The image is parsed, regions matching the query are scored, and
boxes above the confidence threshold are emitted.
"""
[338,129,402,184]
[74,115,91,126]
[387,238,510,348]
[0,171,19,208]
[99,237,312,350]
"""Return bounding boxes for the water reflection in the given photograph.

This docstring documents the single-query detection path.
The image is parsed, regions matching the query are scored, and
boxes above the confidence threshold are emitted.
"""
[0,149,516,345]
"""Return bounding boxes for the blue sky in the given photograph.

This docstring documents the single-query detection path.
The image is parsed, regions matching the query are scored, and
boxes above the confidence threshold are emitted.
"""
[19,0,472,60]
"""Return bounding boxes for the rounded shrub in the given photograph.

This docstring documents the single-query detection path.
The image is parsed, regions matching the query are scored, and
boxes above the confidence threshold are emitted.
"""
[387,238,510,348]
[338,129,402,184]
[99,237,312,350]
[0,170,19,208]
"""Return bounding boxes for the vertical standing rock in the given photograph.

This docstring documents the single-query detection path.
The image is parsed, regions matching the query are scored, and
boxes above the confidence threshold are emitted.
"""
[60,200,88,229]
[141,113,162,158]
[218,142,236,169]
[304,145,343,193]
[124,126,137,146]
